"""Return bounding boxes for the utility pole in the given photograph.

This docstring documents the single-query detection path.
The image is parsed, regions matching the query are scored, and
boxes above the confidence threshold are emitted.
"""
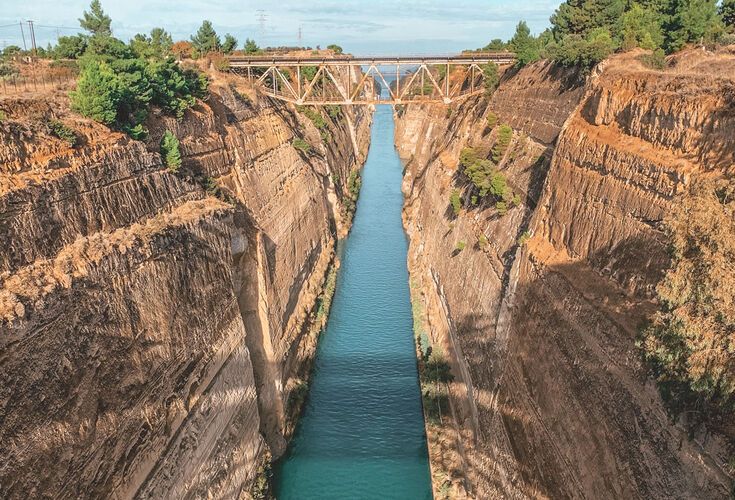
[256,9,267,42]
[19,21,27,51]
[27,20,37,55]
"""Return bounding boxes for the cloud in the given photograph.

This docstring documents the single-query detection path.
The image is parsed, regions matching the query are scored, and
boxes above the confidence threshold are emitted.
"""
[0,0,558,53]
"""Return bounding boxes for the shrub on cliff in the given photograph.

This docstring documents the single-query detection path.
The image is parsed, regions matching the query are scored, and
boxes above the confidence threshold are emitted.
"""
[292,138,312,154]
[160,130,182,173]
[449,189,462,216]
[482,62,500,96]
[70,60,118,125]
[486,112,498,130]
[48,120,78,147]
[639,177,735,423]
[492,125,513,163]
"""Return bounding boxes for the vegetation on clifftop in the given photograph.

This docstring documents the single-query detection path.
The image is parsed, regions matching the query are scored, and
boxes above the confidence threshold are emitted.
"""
[67,2,208,138]
[476,0,733,71]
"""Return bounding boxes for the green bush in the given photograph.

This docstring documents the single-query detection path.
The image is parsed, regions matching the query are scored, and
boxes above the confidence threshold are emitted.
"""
[66,2,207,136]
[509,21,540,67]
[486,112,498,129]
[287,380,309,410]
[292,138,312,154]
[160,130,182,173]
[455,240,466,252]
[297,105,328,131]
[639,178,735,422]
[639,48,667,70]
[325,104,342,118]
[70,60,118,124]
[518,231,531,246]
[496,201,508,215]
[327,44,343,54]
[492,125,513,163]
[0,110,5,122]
[478,234,489,249]
[482,62,499,96]
[48,120,77,147]
[449,189,462,216]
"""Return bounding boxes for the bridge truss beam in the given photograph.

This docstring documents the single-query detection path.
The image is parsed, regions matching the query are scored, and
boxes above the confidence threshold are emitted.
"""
[228,55,515,105]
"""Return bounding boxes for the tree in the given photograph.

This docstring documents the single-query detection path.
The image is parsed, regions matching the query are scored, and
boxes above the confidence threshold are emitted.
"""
[222,34,238,55]
[1,46,22,59]
[619,3,665,50]
[327,44,343,54]
[243,38,260,54]
[70,60,119,124]
[551,0,626,38]
[130,28,173,59]
[510,21,540,66]
[53,34,88,59]
[483,38,507,51]
[640,177,735,419]
[482,62,500,96]
[191,20,221,55]
[160,130,182,172]
[79,0,112,37]
[722,0,735,28]
[665,0,724,51]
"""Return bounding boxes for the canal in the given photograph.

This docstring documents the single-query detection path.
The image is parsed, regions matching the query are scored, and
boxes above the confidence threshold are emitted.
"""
[273,105,432,499]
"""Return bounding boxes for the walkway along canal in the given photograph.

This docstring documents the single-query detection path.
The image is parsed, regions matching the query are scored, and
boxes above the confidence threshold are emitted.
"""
[274,105,433,499]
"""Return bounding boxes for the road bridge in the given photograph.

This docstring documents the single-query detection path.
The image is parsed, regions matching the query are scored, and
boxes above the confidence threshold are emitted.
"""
[227,53,516,105]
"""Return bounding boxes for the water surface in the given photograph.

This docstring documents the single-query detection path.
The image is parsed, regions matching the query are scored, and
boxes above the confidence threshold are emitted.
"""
[274,105,432,499]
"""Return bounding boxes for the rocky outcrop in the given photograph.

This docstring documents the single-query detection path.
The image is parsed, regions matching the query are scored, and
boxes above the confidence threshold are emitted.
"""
[397,50,734,499]
[0,74,370,498]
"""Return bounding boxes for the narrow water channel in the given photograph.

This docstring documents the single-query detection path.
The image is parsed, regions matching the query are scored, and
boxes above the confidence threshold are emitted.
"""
[273,105,432,499]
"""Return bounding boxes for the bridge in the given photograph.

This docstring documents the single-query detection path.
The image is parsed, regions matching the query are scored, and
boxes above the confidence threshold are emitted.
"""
[227,54,516,105]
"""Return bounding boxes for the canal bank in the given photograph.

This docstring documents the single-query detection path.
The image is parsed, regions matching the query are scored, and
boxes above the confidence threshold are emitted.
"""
[274,105,432,499]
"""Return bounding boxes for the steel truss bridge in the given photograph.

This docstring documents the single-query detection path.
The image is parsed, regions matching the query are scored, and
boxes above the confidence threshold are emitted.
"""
[227,54,516,105]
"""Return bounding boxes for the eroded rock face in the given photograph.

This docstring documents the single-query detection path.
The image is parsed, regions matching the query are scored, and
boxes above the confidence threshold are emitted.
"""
[397,50,734,499]
[0,79,370,498]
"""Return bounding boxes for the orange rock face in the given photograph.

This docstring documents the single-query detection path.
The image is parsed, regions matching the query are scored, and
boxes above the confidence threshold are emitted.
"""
[0,79,371,498]
[397,49,734,499]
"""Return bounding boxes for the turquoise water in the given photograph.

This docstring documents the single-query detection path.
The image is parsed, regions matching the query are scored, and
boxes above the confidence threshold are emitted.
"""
[273,105,432,499]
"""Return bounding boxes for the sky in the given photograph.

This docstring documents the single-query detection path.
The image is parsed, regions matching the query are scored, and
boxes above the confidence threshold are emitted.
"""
[0,0,559,55]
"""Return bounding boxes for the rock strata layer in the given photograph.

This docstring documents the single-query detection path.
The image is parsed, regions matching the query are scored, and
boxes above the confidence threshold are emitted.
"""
[396,50,734,499]
[0,78,371,498]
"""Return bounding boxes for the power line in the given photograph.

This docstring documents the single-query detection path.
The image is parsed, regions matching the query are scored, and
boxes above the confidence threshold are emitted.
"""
[35,25,81,30]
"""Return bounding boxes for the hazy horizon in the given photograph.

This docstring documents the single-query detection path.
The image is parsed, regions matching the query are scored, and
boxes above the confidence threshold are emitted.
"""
[0,0,558,55]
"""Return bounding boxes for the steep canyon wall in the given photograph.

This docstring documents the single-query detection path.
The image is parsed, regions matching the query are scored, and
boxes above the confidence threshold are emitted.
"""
[397,50,734,499]
[0,77,371,498]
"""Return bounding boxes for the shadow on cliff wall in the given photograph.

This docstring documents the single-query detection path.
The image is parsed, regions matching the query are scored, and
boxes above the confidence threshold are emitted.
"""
[440,233,732,499]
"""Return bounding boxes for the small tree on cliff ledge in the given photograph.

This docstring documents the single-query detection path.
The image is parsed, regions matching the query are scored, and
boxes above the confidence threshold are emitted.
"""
[640,177,735,423]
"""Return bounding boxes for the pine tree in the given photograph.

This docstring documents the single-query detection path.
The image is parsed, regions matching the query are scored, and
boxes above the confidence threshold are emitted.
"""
[191,20,221,55]
[665,0,723,51]
[222,34,238,55]
[721,0,735,28]
[160,130,182,173]
[70,60,119,125]
[510,21,540,66]
[79,0,112,37]
[243,38,260,54]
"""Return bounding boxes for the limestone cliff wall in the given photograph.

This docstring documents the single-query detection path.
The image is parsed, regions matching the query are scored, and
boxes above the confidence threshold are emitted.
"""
[397,50,734,499]
[0,76,371,498]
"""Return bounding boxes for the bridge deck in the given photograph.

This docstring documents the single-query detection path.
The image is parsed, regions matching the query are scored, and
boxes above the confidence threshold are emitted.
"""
[228,54,516,66]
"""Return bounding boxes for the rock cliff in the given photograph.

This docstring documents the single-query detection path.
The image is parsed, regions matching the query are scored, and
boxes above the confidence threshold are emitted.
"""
[397,49,734,499]
[0,75,371,498]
